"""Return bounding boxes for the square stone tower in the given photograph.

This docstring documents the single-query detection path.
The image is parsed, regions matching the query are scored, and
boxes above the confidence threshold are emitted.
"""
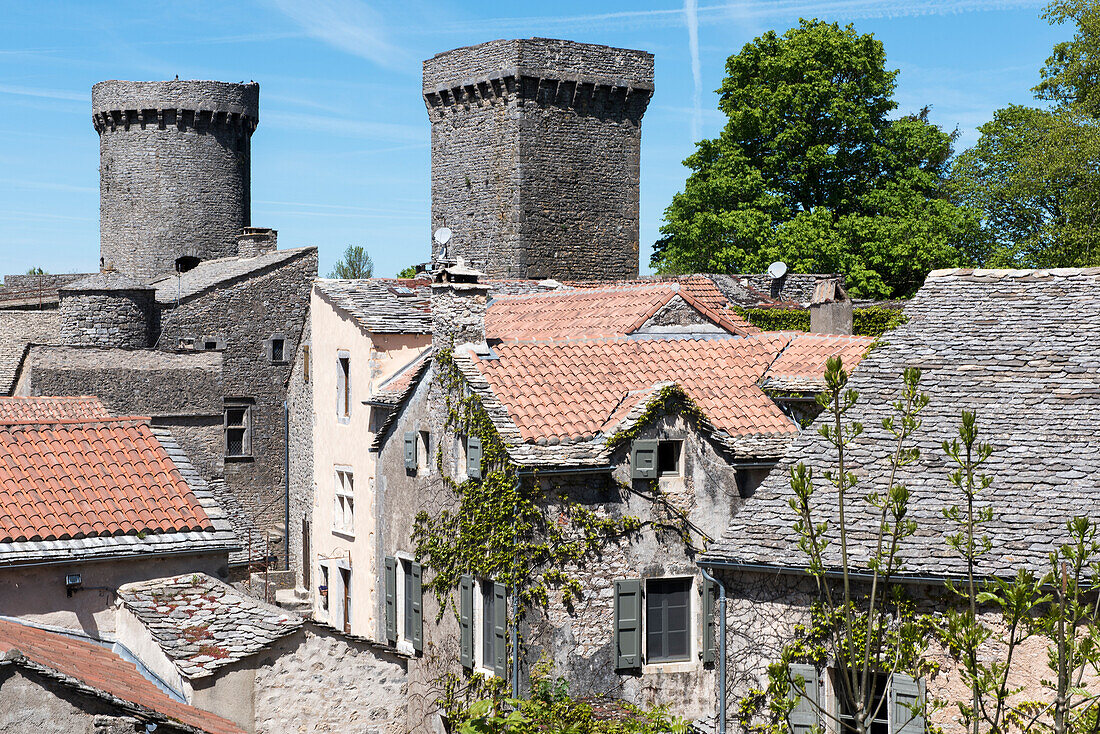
[423,38,653,281]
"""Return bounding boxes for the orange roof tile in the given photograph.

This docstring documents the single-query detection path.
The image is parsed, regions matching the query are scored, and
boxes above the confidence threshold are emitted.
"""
[763,333,874,389]
[0,418,213,543]
[0,618,245,734]
[0,396,110,422]
[486,282,756,341]
[473,336,796,443]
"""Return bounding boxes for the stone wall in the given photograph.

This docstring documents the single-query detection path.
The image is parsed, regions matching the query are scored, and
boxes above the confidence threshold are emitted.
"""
[431,282,488,353]
[251,624,407,734]
[156,249,316,567]
[739,273,842,304]
[286,319,313,589]
[92,80,259,280]
[0,669,145,734]
[424,39,652,281]
[58,290,155,349]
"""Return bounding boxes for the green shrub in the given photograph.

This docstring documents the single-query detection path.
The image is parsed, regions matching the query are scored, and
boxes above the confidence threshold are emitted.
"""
[734,305,907,337]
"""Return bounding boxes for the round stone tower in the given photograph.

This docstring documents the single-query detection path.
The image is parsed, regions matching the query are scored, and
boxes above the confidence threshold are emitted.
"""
[92,80,259,281]
[58,271,157,349]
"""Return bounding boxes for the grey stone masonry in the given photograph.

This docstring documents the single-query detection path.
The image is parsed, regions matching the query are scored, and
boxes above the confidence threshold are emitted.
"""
[236,227,277,258]
[58,272,156,349]
[93,80,259,280]
[424,38,653,281]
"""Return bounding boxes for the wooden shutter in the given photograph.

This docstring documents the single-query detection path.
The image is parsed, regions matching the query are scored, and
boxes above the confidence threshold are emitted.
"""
[404,432,418,471]
[890,674,925,734]
[466,436,482,479]
[702,578,717,664]
[787,664,820,734]
[631,440,657,480]
[384,556,397,644]
[410,562,423,653]
[459,575,473,669]
[614,579,642,669]
[492,581,508,678]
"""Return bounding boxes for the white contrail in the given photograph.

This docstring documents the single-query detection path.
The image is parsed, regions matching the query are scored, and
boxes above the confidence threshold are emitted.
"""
[686,0,703,142]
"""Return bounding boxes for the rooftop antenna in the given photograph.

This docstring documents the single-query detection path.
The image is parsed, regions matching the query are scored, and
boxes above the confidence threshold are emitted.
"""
[434,226,452,260]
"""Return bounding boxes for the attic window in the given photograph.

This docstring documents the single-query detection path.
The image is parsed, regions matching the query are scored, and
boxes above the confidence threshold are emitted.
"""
[657,440,682,477]
[175,255,200,273]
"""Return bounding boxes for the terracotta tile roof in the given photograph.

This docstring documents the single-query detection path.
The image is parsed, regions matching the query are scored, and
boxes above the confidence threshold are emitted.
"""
[0,417,214,543]
[0,396,110,421]
[761,333,875,392]
[486,281,756,340]
[0,618,245,734]
[118,573,302,680]
[473,335,795,444]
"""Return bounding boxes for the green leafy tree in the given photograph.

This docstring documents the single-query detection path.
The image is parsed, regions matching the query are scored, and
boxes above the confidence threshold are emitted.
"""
[396,264,420,278]
[653,20,977,298]
[1035,1,1100,117]
[326,245,374,279]
[25,267,47,275]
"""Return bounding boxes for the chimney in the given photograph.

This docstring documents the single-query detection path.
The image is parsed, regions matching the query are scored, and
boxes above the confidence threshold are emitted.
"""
[810,279,853,335]
[237,227,277,258]
[431,257,490,355]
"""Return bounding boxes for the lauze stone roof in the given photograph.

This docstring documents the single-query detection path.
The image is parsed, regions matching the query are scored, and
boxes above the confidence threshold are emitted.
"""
[706,268,1100,578]
[117,573,302,680]
[0,310,59,395]
[0,618,245,734]
[315,277,433,334]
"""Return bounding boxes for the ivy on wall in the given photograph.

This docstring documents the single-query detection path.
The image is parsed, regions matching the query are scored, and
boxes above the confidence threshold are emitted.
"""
[734,305,908,337]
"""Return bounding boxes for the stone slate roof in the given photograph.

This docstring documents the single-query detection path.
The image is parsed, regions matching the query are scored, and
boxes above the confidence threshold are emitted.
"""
[59,271,152,292]
[315,278,433,334]
[0,618,245,734]
[149,247,316,304]
[0,310,58,395]
[0,427,236,566]
[705,268,1100,578]
[117,573,302,680]
[0,396,110,421]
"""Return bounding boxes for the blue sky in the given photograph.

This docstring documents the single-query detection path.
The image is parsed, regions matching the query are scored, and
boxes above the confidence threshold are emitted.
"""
[0,0,1067,278]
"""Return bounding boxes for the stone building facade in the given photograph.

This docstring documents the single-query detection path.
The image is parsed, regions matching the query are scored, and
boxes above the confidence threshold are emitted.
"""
[93,80,258,280]
[57,272,156,349]
[424,38,653,281]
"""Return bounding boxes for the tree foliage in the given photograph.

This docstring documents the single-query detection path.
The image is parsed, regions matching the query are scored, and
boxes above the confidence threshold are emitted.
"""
[652,19,977,298]
[326,245,374,279]
[1035,1,1100,116]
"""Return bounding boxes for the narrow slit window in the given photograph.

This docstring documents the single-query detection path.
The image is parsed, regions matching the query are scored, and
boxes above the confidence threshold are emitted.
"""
[337,354,351,420]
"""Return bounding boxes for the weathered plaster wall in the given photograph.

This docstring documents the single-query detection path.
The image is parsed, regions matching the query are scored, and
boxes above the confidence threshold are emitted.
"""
[0,669,140,734]
[0,552,228,638]
[309,286,430,635]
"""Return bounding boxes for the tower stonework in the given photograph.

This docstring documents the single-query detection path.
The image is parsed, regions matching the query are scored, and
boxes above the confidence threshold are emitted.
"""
[93,80,259,280]
[423,38,653,281]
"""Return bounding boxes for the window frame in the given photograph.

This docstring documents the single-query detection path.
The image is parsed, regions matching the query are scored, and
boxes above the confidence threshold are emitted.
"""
[644,576,693,664]
[656,439,683,477]
[223,399,253,460]
[336,351,351,423]
[419,430,431,472]
[332,467,355,538]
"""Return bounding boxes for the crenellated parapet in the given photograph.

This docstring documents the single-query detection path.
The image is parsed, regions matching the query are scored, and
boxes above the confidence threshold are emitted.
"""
[92,107,257,135]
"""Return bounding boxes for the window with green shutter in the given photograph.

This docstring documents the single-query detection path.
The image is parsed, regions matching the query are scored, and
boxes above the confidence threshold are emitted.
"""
[646,577,691,663]
[492,581,508,678]
[787,664,820,734]
[838,671,888,734]
[402,560,423,653]
[890,674,925,734]
[404,432,418,472]
[459,575,473,669]
[702,579,717,664]
[384,557,397,644]
[614,579,642,669]
[466,436,482,479]
[631,440,657,479]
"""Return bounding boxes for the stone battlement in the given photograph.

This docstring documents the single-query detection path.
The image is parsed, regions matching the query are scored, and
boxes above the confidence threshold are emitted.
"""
[92,80,259,119]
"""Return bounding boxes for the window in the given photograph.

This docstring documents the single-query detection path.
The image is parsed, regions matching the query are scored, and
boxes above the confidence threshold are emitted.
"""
[838,672,889,734]
[303,344,310,382]
[319,565,329,612]
[340,567,352,634]
[204,339,218,351]
[271,337,285,362]
[385,556,423,654]
[786,666,926,734]
[333,468,354,536]
[459,575,506,677]
[337,352,351,421]
[645,577,691,663]
[224,400,252,458]
[657,440,682,477]
[735,463,776,498]
[419,431,431,471]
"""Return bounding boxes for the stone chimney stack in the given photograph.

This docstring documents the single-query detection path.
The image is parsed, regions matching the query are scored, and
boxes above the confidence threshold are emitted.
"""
[810,279,853,335]
[431,258,490,354]
[423,38,653,281]
[237,227,278,258]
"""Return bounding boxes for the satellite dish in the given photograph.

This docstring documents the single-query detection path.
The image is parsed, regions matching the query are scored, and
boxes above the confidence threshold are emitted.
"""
[433,227,452,246]
[767,261,788,279]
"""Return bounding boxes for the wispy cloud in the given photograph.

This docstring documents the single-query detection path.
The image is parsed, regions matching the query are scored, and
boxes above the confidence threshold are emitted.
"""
[264,110,423,141]
[0,84,85,102]
[254,199,422,220]
[435,0,1045,35]
[0,178,95,193]
[268,0,410,71]
[685,0,703,141]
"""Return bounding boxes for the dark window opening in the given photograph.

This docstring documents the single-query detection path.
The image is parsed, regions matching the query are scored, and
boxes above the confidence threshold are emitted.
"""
[419,430,431,470]
[337,355,351,419]
[204,340,218,350]
[175,255,200,273]
[837,671,889,734]
[657,440,682,477]
[646,577,691,663]
[320,565,329,611]
[735,464,776,498]
[341,567,352,634]
[224,403,252,458]
[271,338,285,362]
[403,560,415,641]
[481,581,496,668]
